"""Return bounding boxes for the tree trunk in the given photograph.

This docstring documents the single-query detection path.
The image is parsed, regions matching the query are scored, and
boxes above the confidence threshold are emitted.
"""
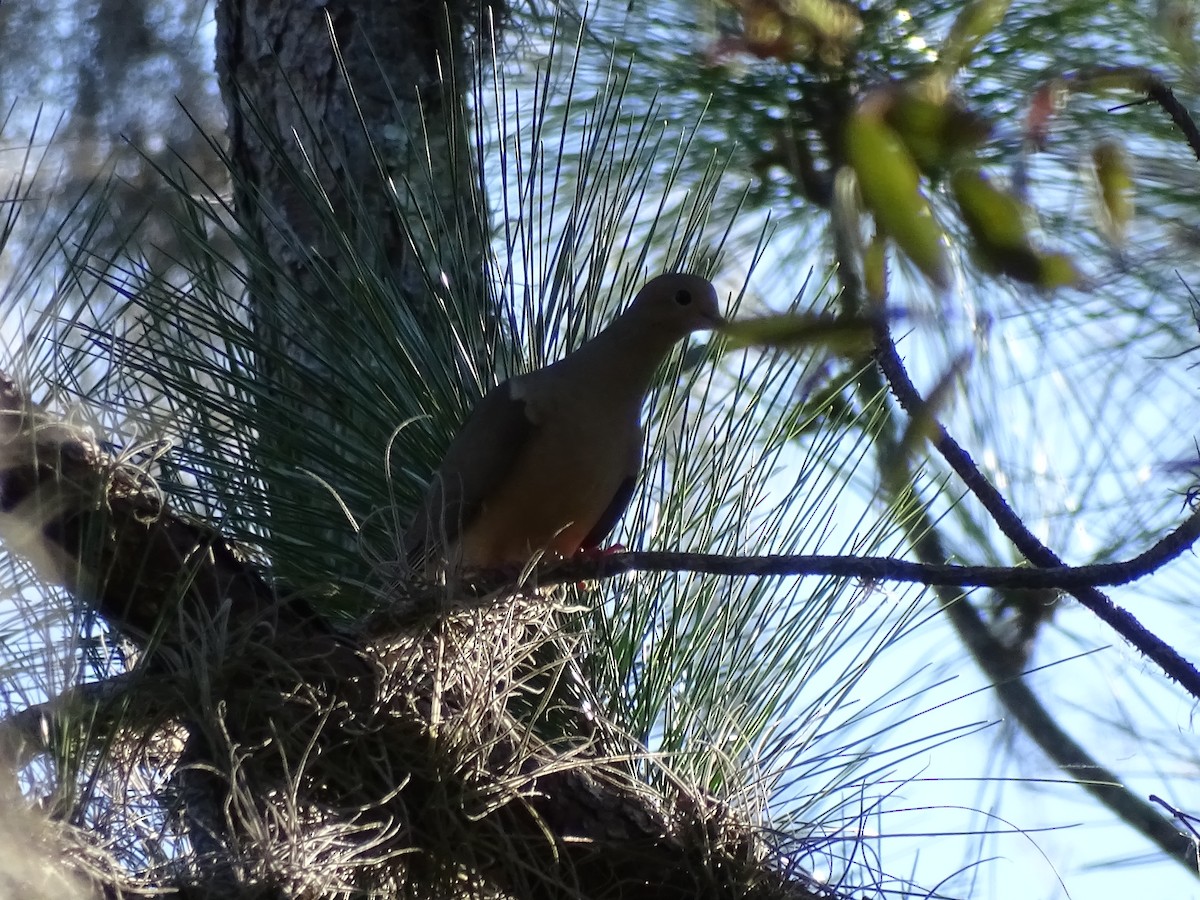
[215,0,492,584]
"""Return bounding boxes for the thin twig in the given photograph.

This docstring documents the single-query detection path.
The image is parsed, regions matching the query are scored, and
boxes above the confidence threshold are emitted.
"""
[856,331,1197,869]
[872,330,1200,699]
[1145,79,1200,163]
[1057,66,1200,163]
[530,510,1200,588]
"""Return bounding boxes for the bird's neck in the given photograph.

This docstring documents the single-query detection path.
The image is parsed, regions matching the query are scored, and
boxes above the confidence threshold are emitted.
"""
[566,315,684,400]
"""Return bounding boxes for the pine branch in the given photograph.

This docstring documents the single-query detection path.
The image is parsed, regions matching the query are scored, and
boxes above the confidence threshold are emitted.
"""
[0,367,846,900]
[1052,66,1200,163]
[0,371,336,656]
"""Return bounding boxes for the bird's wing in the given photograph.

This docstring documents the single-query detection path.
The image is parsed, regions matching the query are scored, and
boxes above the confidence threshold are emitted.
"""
[405,381,534,566]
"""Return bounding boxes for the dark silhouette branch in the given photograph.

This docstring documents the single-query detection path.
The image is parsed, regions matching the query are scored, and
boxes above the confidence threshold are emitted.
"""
[366,506,1200,632]
[1151,794,1200,843]
[1056,66,1200,163]
[872,330,1200,700]
[814,191,1197,869]
[860,327,1198,869]
[1144,78,1200,163]
[528,510,1200,588]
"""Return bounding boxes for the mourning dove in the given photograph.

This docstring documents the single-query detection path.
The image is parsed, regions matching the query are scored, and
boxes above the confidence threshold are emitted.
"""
[406,273,724,572]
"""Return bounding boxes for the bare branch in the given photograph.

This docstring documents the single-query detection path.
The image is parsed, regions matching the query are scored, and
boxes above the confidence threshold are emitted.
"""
[533,515,1200,588]
[1057,66,1200,163]
[859,325,1198,867]
[871,331,1200,700]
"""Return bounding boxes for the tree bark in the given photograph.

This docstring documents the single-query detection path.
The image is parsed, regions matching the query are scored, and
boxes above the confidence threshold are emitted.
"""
[214,0,493,583]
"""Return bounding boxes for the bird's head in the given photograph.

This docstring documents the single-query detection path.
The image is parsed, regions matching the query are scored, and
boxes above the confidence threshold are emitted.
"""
[627,273,726,338]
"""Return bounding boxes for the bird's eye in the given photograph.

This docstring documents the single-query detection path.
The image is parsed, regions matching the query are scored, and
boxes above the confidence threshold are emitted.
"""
[674,289,693,306]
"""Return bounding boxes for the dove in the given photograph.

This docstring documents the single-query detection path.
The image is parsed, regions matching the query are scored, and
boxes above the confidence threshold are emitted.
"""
[406,273,724,572]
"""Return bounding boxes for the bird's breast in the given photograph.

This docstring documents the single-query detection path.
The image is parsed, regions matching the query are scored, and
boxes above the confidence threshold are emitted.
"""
[456,397,643,567]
